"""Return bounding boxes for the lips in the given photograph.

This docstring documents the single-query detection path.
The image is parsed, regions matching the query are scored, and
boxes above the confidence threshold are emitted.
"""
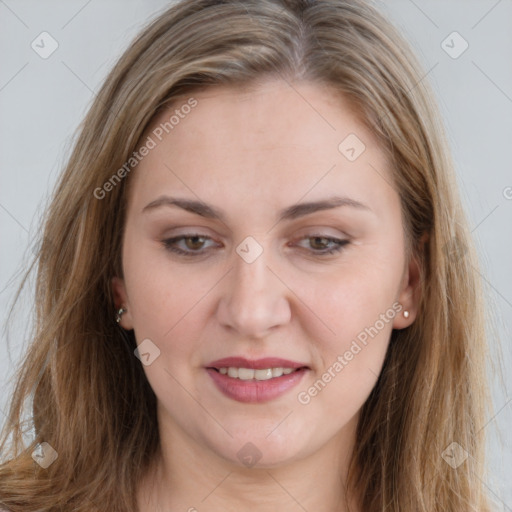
[205,356,310,370]
[205,366,309,403]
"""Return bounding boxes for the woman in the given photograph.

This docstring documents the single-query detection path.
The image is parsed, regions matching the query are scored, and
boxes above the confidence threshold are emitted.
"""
[0,0,494,510]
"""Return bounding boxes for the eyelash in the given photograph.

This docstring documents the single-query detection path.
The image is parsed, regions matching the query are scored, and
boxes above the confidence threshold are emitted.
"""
[161,234,350,257]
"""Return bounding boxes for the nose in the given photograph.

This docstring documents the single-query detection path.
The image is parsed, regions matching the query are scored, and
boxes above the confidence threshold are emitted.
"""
[216,243,291,338]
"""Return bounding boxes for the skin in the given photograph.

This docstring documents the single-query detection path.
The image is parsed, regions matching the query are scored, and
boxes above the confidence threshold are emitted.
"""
[112,79,421,512]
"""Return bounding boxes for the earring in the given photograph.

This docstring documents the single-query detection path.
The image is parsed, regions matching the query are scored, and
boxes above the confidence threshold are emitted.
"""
[403,310,410,319]
[115,307,127,323]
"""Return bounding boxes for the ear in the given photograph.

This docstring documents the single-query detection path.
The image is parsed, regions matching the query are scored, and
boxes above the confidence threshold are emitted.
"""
[111,276,134,330]
[392,234,427,330]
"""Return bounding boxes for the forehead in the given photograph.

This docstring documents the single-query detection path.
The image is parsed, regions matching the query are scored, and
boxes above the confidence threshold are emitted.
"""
[128,79,395,216]
[149,79,368,149]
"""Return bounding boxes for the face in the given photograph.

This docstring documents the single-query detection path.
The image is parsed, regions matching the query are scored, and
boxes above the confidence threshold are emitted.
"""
[112,79,420,470]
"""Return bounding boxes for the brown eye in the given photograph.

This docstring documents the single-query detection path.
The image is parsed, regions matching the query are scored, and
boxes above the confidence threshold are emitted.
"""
[162,234,216,256]
[296,235,349,255]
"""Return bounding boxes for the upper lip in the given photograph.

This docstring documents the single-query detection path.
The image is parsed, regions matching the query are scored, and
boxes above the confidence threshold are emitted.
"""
[206,357,310,370]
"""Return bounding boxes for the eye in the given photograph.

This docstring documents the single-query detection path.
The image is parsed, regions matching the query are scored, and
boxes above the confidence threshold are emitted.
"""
[294,235,350,255]
[162,234,217,256]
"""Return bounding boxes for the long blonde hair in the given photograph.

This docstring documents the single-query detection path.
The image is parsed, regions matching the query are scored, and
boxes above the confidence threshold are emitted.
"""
[0,0,493,510]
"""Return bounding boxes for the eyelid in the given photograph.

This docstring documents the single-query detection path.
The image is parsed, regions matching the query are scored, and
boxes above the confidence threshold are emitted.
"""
[291,225,351,239]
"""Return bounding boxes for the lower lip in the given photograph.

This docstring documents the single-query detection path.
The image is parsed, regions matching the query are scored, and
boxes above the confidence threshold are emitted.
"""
[205,368,308,403]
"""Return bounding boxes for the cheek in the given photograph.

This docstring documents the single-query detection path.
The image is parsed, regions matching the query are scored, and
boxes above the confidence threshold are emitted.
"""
[312,252,402,344]
[297,249,402,414]
[323,280,394,374]
[123,235,215,336]
[121,244,222,406]
[122,246,214,408]
[295,285,395,428]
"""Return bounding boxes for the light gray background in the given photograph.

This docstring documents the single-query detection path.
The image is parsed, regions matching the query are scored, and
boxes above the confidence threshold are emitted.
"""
[1,0,511,507]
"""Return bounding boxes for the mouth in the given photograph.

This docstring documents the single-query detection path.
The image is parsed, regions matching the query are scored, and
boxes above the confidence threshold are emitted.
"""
[206,366,309,381]
[204,356,311,403]
[204,358,310,403]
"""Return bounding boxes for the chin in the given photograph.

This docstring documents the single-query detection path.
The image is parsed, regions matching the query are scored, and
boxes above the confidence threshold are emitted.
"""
[207,431,309,470]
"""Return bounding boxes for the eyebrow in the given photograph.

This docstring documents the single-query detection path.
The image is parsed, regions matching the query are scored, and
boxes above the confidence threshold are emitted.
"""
[141,195,372,222]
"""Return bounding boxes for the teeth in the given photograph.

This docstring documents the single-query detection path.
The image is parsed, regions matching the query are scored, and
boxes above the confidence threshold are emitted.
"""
[217,367,298,380]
